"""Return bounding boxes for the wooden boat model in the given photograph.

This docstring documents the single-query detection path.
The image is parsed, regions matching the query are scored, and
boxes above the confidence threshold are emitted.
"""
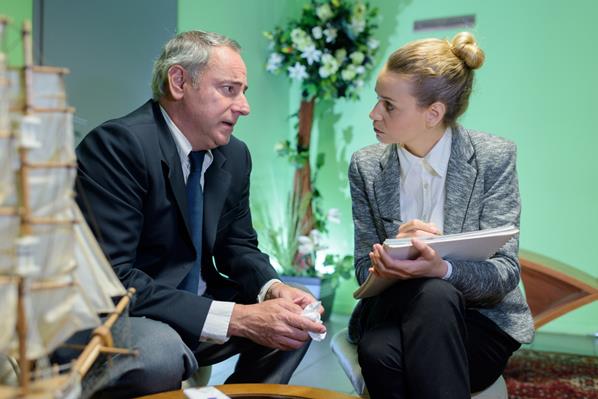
[0,18,135,399]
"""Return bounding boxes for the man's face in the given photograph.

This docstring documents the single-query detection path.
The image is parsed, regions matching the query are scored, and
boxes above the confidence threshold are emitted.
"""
[180,46,250,150]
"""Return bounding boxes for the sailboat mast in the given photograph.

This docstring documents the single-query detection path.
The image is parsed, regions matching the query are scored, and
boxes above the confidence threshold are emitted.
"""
[15,19,34,394]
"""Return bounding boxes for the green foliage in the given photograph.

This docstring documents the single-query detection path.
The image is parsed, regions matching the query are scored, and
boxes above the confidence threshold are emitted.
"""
[257,136,353,284]
[322,253,354,289]
[254,187,312,276]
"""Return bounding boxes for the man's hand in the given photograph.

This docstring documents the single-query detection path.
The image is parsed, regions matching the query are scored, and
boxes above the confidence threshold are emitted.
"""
[369,239,447,280]
[266,282,323,314]
[228,298,327,350]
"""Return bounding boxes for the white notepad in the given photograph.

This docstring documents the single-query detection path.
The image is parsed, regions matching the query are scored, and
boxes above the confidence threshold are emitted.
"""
[353,225,519,299]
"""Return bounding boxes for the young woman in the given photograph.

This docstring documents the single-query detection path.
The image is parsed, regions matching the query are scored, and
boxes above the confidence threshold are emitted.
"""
[348,32,534,398]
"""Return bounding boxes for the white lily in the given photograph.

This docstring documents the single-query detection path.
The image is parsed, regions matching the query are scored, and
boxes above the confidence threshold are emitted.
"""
[287,62,308,81]
[301,45,322,65]
[323,27,337,43]
[266,52,284,72]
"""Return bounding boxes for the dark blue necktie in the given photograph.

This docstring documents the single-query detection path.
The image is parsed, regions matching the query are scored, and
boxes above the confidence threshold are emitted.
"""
[179,150,206,294]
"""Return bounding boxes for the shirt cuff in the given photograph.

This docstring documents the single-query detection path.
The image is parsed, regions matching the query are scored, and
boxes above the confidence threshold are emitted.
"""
[442,260,453,280]
[200,301,234,344]
[257,278,282,303]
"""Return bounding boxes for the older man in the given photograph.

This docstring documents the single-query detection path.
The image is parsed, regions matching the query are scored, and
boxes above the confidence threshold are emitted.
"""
[75,30,325,397]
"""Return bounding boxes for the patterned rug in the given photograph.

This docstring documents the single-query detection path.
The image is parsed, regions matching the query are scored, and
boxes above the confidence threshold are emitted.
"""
[504,349,598,399]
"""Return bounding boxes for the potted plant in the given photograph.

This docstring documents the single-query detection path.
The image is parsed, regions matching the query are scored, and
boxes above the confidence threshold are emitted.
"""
[257,0,379,319]
[264,0,379,234]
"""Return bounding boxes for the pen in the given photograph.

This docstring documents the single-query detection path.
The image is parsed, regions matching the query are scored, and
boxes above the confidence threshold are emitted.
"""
[381,217,403,226]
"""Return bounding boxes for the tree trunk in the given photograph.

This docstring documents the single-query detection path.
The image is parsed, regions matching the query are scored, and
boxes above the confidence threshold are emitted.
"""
[294,98,316,235]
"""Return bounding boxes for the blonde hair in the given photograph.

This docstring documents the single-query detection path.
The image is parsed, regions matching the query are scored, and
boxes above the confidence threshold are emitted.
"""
[386,32,485,126]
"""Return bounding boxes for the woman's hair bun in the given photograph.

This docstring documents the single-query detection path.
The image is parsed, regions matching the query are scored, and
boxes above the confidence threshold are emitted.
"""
[450,32,485,69]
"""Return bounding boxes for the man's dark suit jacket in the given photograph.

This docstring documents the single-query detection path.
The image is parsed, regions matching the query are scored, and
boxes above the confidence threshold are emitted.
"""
[75,100,278,347]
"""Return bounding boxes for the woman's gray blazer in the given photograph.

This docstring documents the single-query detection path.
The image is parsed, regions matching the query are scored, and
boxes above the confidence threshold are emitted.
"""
[348,125,534,344]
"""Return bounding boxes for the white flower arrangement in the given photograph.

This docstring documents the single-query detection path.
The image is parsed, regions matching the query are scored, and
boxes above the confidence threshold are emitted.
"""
[264,0,379,100]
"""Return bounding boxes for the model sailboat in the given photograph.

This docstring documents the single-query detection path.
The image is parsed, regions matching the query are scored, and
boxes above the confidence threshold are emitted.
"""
[0,19,135,398]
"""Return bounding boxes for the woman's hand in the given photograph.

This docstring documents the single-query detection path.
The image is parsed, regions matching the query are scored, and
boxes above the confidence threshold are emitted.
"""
[369,239,448,280]
[396,219,441,238]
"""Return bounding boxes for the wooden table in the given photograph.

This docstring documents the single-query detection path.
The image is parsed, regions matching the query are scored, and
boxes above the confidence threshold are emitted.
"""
[137,384,359,399]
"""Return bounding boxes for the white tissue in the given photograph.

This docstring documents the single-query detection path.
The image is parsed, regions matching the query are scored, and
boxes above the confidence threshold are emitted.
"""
[302,301,327,342]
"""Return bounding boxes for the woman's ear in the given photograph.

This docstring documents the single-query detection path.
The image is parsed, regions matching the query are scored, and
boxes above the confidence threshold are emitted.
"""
[166,65,186,100]
[425,102,446,128]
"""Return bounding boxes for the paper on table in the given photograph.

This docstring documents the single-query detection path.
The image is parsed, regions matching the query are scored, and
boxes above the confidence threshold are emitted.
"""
[184,386,230,399]
[353,225,519,299]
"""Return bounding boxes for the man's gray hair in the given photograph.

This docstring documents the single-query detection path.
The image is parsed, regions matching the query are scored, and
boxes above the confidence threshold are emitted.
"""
[151,30,241,100]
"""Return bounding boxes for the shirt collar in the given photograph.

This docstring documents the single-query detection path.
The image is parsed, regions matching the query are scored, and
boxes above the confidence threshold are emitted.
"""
[425,126,452,177]
[159,105,213,162]
[397,126,452,178]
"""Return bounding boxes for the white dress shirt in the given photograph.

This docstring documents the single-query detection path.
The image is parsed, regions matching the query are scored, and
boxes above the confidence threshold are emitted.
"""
[397,127,453,279]
[160,106,279,343]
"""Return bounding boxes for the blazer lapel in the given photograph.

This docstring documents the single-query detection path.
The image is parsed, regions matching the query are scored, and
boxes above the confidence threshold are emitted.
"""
[443,126,478,234]
[203,148,231,252]
[153,102,193,240]
[373,144,401,238]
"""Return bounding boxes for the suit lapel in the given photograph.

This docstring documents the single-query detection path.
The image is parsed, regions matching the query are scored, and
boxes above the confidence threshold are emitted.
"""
[153,99,231,253]
[373,144,401,238]
[443,126,477,234]
[203,148,231,252]
[153,102,193,240]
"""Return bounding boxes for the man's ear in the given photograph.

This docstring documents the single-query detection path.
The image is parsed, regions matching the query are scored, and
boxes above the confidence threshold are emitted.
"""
[166,65,186,100]
[425,102,446,128]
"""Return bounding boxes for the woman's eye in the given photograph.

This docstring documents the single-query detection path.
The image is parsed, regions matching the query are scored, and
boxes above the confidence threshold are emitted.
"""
[384,102,395,112]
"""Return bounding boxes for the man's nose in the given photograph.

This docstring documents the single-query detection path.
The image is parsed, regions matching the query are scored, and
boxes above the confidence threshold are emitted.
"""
[233,94,250,116]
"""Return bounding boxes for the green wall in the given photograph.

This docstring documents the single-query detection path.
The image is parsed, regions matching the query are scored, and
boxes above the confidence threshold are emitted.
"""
[315,0,598,334]
[0,0,32,66]
[179,0,598,335]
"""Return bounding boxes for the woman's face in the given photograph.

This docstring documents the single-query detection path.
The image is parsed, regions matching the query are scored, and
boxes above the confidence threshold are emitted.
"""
[369,70,430,150]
